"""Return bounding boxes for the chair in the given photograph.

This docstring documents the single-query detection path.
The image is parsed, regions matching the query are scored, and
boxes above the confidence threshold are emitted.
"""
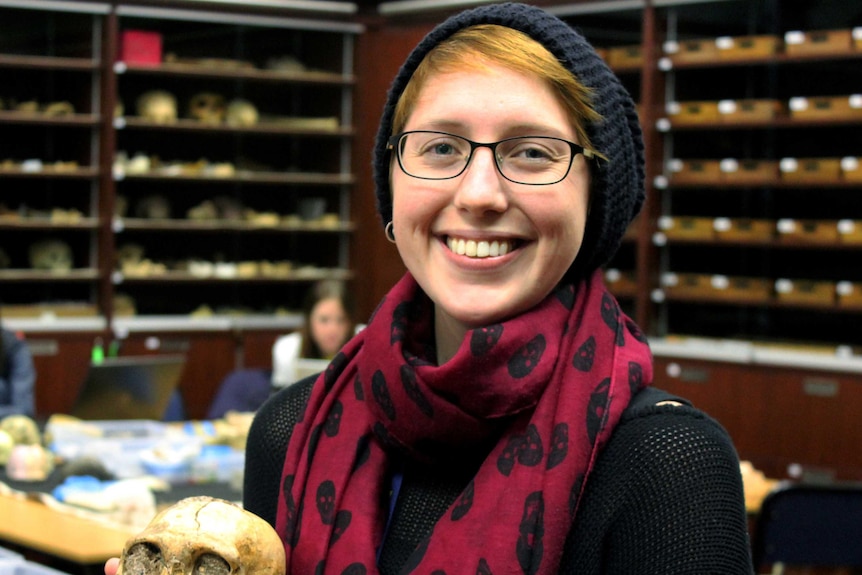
[751,482,862,573]
[205,368,272,420]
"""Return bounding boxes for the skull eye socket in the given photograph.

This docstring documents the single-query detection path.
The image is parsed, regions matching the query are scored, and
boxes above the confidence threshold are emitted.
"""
[193,553,231,575]
[124,542,163,575]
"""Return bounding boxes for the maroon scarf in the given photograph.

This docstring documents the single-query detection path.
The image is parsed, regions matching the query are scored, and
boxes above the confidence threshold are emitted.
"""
[275,270,652,574]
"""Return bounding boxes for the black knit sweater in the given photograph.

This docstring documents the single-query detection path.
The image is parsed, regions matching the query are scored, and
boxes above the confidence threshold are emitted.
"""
[244,378,754,574]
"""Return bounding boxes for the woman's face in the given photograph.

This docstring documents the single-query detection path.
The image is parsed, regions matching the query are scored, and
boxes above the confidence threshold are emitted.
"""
[309,297,351,357]
[391,64,591,335]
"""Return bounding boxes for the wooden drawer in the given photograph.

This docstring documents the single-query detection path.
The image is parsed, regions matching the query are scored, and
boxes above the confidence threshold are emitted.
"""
[667,158,723,184]
[708,275,773,302]
[666,100,721,124]
[784,28,854,56]
[718,99,785,123]
[837,219,862,244]
[607,44,643,68]
[661,272,712,298]
[837,281,862,309]
[604,268,637,297]
[716,34,782,60]
[780,157,842,182]
[842,157,862,182]
[658,215,715,240]
[777,218,839,244]
[720,159,780,185]
[713,217,775,242]
[774,279,836,306]
[664,38,719,63]
[789,95,862,120]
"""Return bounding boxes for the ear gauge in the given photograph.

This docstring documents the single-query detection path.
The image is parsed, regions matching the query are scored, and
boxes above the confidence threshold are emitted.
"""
[385,221,396,243]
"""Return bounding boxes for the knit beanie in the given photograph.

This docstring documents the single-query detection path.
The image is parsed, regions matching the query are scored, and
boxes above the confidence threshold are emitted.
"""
[372,2,645,278]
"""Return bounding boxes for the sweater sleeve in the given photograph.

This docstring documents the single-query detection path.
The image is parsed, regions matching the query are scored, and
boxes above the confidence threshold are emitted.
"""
[0,330,36,419]
[563,404,754,575]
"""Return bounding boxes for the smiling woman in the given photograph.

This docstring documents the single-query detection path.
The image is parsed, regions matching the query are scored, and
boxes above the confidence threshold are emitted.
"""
[239,3,755,575]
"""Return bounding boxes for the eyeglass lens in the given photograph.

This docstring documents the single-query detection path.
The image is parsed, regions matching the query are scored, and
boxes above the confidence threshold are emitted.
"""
[396,131,576,185]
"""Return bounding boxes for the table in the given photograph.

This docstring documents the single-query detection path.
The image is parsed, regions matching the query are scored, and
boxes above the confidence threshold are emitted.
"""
[0,492,135,565]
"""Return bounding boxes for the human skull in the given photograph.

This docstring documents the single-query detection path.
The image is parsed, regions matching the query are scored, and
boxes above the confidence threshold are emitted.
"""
[188,93,226,124]
[116,496,285,575]
[225,99,258,127]
[28,239,73,271]
[137,91,177,124]
[0,415,41,445]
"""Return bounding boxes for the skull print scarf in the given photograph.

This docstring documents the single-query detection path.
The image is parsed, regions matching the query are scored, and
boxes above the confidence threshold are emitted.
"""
[275,270,652,574]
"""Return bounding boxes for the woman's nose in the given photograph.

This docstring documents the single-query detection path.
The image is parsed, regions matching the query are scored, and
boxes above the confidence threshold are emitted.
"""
[453,147,508,214]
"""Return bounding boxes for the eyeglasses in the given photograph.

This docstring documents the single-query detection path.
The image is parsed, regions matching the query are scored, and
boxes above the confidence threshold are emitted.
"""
[388,130,597,186]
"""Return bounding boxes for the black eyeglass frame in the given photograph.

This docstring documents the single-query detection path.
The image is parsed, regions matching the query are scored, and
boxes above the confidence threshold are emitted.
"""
[387,130,598,186]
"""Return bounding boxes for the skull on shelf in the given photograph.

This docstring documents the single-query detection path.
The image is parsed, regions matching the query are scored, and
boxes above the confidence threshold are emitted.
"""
[225,99,258,127]
[188,92,226,124]
[135,195,171,219]
[136,90,178,124]
[116,496,285,575]
[28,238,73,271]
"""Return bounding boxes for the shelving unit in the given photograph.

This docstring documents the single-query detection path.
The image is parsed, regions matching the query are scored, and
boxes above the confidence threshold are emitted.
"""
[0,0,363,326]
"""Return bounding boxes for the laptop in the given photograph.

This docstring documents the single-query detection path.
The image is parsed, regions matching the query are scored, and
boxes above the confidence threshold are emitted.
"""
[294,358,331,380]
[70,355,186,420]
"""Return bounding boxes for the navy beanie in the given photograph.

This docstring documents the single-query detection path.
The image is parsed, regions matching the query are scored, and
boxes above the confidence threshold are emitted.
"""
[372,2,645,278]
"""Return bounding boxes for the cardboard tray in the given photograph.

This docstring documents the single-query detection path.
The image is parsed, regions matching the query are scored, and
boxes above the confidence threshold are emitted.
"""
[713,218,775,242]
[776,219,839,244]
[658,216,715,240]
[784,28,854,56]
[666,100,721,124]
[667,159,723,185]
[780,158,843,183]
[664,38,719,64]
[774,279,836,306]
[718,99,785,123]
[720,159,780,185]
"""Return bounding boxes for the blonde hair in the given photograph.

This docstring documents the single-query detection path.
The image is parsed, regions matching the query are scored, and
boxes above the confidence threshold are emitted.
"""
[392,24,602,153]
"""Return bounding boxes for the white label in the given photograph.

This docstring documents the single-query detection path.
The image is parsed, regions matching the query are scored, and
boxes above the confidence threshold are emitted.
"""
[715,36,734,50]
[605,268,621,282]
[711,275,730,290]
[668,158,684,172]
[775,278,793,293]
[788,97,808,112]
[717,99,737,114]
[780,158,799,172]
[776,219,797,234]
[837,219,856,234]
[850,94,862,109]
[836,281,853,296]
[661,272,679,287]
[841,156,859,171]
[784,31,805,45]
[664,40,680,54]
[658,215,674,230]
[713,217,732,232]
[658,57,673,71]
[666,101,682,115]
[720,158,739,173]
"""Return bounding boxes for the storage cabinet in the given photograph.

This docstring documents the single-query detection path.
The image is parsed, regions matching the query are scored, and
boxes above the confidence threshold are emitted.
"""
[0,2,109,324]
[651,0,862,348]
[0,0,362,325]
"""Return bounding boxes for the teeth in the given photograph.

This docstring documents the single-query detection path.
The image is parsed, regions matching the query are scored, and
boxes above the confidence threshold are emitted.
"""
[447,237,513,258]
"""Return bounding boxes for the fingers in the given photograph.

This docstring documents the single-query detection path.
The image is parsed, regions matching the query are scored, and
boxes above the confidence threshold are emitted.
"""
[105,557,120,575]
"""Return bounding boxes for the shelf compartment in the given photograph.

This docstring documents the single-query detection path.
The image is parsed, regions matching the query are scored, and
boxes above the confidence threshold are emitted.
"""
[116,116,352,137]
[117,218,353,233]
[116,61,355,86]
[116,171,353,186]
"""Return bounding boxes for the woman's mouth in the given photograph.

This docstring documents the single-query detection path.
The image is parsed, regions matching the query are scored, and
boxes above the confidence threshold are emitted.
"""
[445,236,518,258]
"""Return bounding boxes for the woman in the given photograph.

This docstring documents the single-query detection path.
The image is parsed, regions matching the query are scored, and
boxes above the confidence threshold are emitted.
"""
[271,279,356,388]
[243,4,753,574]
[105,3,752,575]
[0,324,36,419]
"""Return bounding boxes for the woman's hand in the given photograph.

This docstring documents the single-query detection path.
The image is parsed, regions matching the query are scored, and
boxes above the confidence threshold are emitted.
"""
[104,557,120,575]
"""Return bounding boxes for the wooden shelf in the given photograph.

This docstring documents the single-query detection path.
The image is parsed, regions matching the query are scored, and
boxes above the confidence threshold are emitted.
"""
[0,111,101,127]
[663,292,861,313]
[663,115,862,131]
[116,171,354,186]
[117,218,354,233]
[117,117,352,137]
[116,61,356,86]
[664,49,862,70]
[115,268,352,283]
[0,167,99,179]
[0,54,99,71]
[0,218,100,230]
[0,269,101,281]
